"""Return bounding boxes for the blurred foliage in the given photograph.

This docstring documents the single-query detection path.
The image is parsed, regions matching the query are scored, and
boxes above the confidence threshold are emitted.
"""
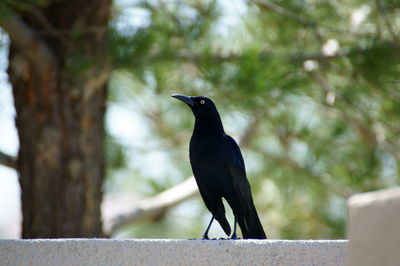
[104,0,400,239]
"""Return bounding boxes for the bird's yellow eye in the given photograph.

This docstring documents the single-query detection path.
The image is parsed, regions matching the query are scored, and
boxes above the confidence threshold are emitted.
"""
[200,100,205,104]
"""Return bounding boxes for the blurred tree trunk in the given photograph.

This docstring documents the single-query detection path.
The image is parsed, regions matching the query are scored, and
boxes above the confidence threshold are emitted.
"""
[3,0,111,238]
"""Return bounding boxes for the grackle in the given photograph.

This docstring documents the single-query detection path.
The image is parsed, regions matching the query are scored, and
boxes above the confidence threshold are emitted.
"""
[172,94,266,239]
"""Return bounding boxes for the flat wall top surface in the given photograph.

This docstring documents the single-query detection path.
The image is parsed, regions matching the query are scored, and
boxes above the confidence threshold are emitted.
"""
[0,239,347,266]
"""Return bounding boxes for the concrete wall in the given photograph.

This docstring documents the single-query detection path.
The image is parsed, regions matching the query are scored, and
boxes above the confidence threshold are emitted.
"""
[0,239,347,266]
[347,187,400,266]
[4,187,400,265]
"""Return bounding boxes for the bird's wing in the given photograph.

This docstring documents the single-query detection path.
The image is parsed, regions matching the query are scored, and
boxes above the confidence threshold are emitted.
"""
[224,135,252,209]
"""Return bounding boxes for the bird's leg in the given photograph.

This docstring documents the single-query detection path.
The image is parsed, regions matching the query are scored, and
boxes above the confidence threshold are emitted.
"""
[202,216,214,240]
[230,216,238,240]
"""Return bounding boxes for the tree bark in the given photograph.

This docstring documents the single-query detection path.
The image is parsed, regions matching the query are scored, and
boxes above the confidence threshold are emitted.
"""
[5,0,111,238]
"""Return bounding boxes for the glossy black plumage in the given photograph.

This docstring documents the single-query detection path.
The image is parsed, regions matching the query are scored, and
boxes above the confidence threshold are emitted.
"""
[172,94,266,239]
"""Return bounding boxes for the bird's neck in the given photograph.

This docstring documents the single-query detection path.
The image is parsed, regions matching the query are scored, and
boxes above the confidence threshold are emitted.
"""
[193,115,225,137]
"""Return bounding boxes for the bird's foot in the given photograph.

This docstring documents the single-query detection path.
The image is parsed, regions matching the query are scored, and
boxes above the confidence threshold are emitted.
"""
[201,237,231,240]
[229,233,241,240]
[188,238,197,240]
[202,235,210,240]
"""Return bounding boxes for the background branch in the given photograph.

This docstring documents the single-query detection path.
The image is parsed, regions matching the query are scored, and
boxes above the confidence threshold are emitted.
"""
[0,150,16,169]
[374,0,398,43]
[252,0,316,28]
[252,0,323,41]
[145,41,399,67]
[0,14,57,76]
[107,177,199,235]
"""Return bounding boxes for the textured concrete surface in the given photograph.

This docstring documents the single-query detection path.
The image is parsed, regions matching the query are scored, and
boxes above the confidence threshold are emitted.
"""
[0,239,347,266]
[348,187,400,266]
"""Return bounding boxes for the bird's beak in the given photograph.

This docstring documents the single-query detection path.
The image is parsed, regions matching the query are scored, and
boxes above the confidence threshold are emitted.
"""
[171,94,194,106]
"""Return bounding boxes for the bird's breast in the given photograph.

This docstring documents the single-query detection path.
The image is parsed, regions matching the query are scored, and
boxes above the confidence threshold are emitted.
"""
[189,136,228,165]
[189,135,235,193]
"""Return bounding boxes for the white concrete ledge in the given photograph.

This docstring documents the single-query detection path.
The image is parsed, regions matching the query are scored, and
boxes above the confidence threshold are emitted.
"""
[0,239,347,265]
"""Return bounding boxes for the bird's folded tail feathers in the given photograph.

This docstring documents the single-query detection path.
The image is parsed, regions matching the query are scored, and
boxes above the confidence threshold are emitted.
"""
[215,215,231,236]
[241,201,267,239]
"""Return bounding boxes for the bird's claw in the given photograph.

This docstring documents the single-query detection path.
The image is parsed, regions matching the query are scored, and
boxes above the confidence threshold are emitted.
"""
[230,233,240,240]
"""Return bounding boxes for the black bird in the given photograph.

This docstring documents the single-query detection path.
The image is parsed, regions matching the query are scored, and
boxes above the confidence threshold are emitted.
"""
[172,94,266,239]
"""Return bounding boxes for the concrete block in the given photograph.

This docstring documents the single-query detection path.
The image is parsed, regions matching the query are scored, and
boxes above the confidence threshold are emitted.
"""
[348,187,400,266]
[0,239,347,266]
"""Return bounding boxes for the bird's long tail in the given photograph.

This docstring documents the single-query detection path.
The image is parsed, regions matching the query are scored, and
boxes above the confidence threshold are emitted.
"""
[238,200,267,239]
[215,215,231,236]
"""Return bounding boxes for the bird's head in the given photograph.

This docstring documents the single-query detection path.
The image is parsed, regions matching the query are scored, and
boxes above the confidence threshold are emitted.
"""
[172,94,224,134]
[171,94,219,118]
